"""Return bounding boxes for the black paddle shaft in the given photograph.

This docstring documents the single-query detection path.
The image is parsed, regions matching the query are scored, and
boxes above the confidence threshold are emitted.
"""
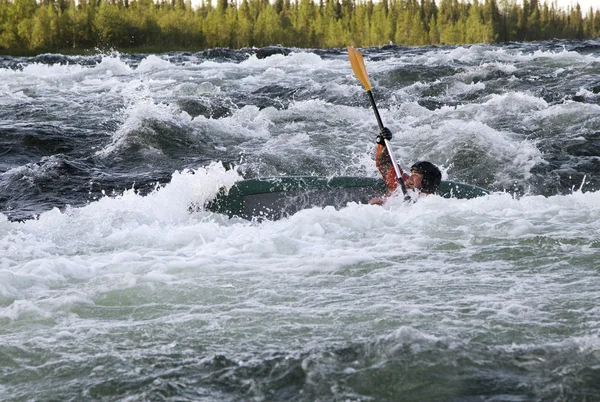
[366,90,410,198]
[367,91,384,130]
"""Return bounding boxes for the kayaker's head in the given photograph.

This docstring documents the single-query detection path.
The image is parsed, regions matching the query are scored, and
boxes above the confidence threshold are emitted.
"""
[407,161,441,194]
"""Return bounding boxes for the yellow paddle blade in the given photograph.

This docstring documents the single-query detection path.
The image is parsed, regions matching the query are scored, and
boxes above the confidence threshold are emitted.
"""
[347,46,371,91]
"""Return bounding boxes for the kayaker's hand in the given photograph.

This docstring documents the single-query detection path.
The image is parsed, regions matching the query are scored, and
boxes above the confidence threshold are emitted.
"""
[376,127,392,144]
[369,196,384,205]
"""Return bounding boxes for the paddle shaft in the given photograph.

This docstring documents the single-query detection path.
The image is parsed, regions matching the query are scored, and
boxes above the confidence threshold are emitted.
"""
[367,91,384,129]
[366,90,408,195]
[348,45,407,196]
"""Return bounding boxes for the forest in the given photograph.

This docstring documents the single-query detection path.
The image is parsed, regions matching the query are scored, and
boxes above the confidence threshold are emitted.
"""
[0,0,599,54]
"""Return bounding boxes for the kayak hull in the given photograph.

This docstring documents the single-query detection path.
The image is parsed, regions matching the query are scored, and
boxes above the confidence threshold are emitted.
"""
[205,176,489,220]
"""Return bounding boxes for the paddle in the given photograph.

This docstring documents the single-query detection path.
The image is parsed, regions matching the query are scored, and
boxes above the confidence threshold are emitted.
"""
[347,46,408,197]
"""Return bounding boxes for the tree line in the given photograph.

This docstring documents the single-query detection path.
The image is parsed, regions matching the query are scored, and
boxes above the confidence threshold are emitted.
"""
[0,0,599,53]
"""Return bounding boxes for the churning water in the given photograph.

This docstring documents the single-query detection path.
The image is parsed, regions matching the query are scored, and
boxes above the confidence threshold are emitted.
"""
[1,41,600,401]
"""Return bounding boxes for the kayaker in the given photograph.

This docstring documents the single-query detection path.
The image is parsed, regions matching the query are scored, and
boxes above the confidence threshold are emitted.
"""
[371,127,441,204]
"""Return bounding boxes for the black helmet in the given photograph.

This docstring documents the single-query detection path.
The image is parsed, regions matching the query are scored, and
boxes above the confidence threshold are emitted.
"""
[410,161,441,194]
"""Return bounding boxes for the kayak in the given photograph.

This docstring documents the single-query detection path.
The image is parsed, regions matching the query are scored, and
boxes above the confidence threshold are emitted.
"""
[205,176,489,220]
[206,49,491,221]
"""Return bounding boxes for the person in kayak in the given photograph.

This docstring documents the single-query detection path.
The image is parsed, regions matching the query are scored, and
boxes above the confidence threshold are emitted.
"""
[371,127,441,204]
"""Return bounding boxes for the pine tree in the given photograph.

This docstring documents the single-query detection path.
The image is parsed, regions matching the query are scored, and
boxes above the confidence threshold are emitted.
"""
[526,0,540,38]
[236,0,253,46]
[95,0,129,47]
[595,7,600,37]
[370,0,390,45]
[2,0,600,53]
[482,0,499,41]
[30,2,58,49]
[569,4,584,38]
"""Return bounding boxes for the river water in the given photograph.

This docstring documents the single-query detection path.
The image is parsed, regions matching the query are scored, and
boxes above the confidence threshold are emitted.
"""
[1,40,600,401]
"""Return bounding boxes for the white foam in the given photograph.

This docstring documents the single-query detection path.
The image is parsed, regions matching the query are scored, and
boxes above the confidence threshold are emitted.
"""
[1,187,599,380]
[175,81,221,96]
[446,81,486,96]
[135,54,174,73]
[381,44,600,71]
[482,91,549,113]
[0,85,32,106]
[0,299,53,321]
[93,54,134,76]
[20,62,88,78]
[97,97,192,157]
[240,52,328,69]
[380,103,544,187]
[2,47,600,395]
[1,155,69,185]
[532,100,600,122]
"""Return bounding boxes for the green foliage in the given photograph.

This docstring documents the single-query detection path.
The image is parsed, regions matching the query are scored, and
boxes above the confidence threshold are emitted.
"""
[0,0,599,54]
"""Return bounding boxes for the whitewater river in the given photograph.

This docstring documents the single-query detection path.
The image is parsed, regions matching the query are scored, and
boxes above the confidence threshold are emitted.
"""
[1,40,600,401]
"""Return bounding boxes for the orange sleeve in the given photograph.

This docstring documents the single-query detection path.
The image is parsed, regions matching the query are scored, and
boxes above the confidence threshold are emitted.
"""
[376,144,408,192]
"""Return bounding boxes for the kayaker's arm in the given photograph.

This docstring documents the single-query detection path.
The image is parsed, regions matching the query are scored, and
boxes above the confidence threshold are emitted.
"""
[375,127,409,192]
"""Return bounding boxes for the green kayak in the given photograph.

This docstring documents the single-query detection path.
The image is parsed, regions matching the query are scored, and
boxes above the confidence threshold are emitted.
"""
[205,176,489,220]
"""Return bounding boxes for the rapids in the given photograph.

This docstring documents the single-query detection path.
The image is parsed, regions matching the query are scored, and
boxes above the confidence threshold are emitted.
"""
[1,41,600,401]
